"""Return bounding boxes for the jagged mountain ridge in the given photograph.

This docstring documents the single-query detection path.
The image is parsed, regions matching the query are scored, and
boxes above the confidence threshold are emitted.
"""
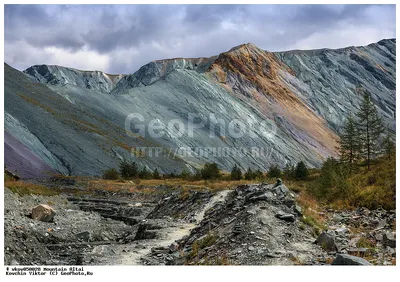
[5,39,396,177]
[25,64,126,94]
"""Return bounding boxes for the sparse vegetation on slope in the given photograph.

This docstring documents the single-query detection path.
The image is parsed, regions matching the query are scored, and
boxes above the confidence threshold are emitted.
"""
[5,177,58,196]
[287,156,395,211]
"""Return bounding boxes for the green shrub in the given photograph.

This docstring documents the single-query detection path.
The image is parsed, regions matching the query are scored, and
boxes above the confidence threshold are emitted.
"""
[268,165,282,178]
[168,171,177,178]
[253,169,264,180]
[138,167,152,179]
[230,164,242,180]
[152,168,161,179]
[180,168,192,180]
[193,170,203,181]
[307,157,350,201]
[295,161,309,180]
[103,168,119,180]
[244,168,253,180]
[201,162,221,180]
[119,161,138,179]
[283,164,295,180]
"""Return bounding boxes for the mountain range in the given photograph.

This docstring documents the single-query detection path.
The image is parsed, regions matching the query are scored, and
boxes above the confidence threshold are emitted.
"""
[4,39,396,178]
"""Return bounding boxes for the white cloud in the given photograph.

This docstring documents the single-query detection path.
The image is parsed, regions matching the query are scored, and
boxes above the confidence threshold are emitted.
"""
[43,46,110,71]
[291,25,395,51]
[4,5,396,74]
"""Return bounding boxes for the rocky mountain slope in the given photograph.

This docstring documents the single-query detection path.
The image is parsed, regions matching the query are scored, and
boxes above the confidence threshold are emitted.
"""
[4,39,396,177]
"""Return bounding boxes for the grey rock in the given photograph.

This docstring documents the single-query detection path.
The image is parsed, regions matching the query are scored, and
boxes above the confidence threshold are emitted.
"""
[348,237,360,248]
[375,233,384,241]
[331,254,372,265]
[259,217,269,226]
[332,214,344,223]
[249,192,274,202]
[274,185,290,196]
[31,204,55,222]
[275,212,295,222]
[335,227,349,236]
[134,224,159,240]
[315,231,338,252]
[293,205,302,216]
[283,198,296,208]
[386,246,395,256]
[25,65,124,94]
[246,210,256,215]
[76,231,90,242]
[275,178,283,186]
[169,242,179,253]
[383,232,396,248]
[10,260,19,265]
[376,219,387,230]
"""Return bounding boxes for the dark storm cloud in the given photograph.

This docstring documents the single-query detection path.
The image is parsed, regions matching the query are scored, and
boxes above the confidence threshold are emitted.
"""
[4,4,396,74]
[4,4,51,28]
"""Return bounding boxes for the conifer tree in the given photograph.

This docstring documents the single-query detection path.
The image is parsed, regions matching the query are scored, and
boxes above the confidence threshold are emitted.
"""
[382,127,395,161]
[138,166,152,179]
[267,165,282,178]
[244,168,254,180]
[338,115,360,170]
[283,164,295,180]
[356,91,384,170]
[152,168,161,179]
[230,164,242,180]
[201,162,220,179]
[294,161,308,180]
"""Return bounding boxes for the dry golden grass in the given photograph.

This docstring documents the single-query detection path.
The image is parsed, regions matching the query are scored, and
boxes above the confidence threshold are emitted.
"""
[345,157,395,210]
[289,255,303,265]
[5,179,59,196]
[284,179,326,232]
[87,178,260,193]
[325,257,334,264]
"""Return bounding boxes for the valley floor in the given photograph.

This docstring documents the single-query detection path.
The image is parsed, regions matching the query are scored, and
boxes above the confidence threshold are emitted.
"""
[3,178,396,266]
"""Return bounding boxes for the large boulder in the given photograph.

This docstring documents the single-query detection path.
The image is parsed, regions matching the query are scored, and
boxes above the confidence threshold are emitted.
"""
[331,254,372,265]
[31,204,55,222]
[315,231,338,252]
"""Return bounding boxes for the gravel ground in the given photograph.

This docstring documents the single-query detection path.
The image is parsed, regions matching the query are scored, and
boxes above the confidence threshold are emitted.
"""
[4,188,133,265]
[4,181,396,266]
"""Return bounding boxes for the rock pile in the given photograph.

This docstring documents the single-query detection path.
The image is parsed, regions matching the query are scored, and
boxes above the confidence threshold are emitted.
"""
[317,207,396,265]
[143,181,327,265]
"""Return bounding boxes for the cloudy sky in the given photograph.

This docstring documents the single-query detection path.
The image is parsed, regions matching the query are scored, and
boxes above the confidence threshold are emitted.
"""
[4,4,396,74]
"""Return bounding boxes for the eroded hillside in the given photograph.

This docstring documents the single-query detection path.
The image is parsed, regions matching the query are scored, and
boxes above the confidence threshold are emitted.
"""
[4,39,396,177]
